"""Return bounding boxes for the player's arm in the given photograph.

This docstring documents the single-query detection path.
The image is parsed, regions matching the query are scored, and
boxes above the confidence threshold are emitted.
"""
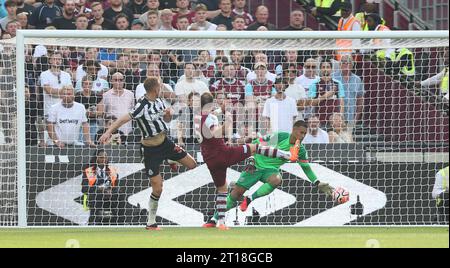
[43,85,62,97]
[99,114,132,144]
[297,148,334,196]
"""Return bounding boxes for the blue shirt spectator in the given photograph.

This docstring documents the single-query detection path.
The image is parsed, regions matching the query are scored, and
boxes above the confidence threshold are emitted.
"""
[29,0,62,29]
[0,0,7,19]
[332,70,364,125]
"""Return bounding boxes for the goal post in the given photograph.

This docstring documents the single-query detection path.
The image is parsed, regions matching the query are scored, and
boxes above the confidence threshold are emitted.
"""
[7,30,450,227]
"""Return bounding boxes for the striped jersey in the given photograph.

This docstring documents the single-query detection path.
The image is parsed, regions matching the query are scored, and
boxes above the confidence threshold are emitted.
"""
[129,96,169,138]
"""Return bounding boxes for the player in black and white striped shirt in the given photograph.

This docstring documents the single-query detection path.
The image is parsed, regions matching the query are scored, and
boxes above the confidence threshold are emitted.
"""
[99,77,197,230]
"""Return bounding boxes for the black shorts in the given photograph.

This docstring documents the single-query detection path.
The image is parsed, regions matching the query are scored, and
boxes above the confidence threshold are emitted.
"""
[141,137,187,178]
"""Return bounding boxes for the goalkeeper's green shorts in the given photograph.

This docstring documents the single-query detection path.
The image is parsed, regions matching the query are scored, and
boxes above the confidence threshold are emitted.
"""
[236,168,280,190]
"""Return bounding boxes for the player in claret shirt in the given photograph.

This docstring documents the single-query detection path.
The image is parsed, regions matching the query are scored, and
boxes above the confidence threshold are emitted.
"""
[198,92,297,230]
[204,120,335,226]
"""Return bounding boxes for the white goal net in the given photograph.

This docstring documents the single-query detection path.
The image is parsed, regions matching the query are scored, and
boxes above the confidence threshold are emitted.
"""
[1,30,448,227]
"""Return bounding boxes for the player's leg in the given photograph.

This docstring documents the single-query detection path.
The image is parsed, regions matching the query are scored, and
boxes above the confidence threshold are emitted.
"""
[168,140,197,170]
[240,171,281,212]
[247,143,293,160]
[206,169,263,225]
[207,165,230,230]
[142,145,164,230]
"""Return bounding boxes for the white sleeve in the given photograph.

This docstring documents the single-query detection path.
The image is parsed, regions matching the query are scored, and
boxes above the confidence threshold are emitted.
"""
[135,84,145,101]
[40,72,49,86]
[99,65,109,79]
[205,114,219,129]
[47,105,57,123]
[290,99,298,117]
[262,99,270,118]
[62,72,72,86]
[421,69,445,87]
[76,65,85,82]
[80,105,88,123]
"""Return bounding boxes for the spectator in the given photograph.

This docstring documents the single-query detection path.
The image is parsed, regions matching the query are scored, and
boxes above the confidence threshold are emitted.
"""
[175,13,189,30]
[138,0,160,28]
[126,0,147,19]
[3,18,18,37]
[103,0,133,24]
[76,47,109,81]
[188,3,217,31]
[245,62,274,100]
[0,0,17,31]
[275,50,303,76]
[81,149,126,224]
[145,9,159,30]
[302,114,329,144]
[40,50,73,130]
[98,47,119,68]
[332,54,364,127]
[90,23,103,30]
[246,52,276,83]
[130,17,143,29]
[16,11,28,28]
[47,85,95,148]
[15,0,35,18]
[75,13,89,29]
[175,62,209,103]
[88,1,115,30]
[231,14,245,30]
[114,12,130,30]
[262,77,298,133]
[229,50,249,81]
[95,115,126,145]
[159,0,177,9]
[75,75,103,140]
[75,60,109,93]
[211,0,232,30]
[74,0,92,17]
[97,72,135,137]
[123,49,145,90]
[246,5,275,31]
[177,92,200,146]
[29,0,62,29]
[232,0,253,26]
[197,0,219,12]
[365,13,394,59]
[208,55,228,84]
[283,9,305,31]
[52,0,76,29]
[172,0,195,29]
[327,112,353,143]
[295,58,319,93]
[283,65,308,120]
[432,166,449,223]
[307,58,345,125]
[211,63,245,105]
[418,47,449,99]
[159,8,175,30]
[134,63,176,103]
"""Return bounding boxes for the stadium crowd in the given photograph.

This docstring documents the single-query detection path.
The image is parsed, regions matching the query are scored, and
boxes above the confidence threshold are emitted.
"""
[0,0,448,147]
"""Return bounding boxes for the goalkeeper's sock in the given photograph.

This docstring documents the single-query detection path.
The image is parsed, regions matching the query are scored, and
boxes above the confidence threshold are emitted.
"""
[251,183,276,200]
[212,194,238,221]
[216,191,228,222]
[256,144,290,159]
[147,193,160,226]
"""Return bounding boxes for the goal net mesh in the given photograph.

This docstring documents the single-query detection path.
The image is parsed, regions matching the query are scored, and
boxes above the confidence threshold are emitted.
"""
[1,33,448,226]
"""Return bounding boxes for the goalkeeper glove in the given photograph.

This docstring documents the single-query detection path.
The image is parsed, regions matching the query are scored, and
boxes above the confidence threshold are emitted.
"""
[314,180,334,196]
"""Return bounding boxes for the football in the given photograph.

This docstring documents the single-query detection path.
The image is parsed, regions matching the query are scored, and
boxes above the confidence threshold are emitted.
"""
[332,187,350,204]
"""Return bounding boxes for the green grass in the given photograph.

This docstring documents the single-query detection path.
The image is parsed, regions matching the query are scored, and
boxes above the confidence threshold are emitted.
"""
[0,227,448,248]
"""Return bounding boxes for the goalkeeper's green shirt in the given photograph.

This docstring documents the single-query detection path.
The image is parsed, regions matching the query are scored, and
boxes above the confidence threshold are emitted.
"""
[253,132,318,183]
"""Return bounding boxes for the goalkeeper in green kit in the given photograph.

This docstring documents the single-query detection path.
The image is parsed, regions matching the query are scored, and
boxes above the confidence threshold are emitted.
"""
[203,120,334,227]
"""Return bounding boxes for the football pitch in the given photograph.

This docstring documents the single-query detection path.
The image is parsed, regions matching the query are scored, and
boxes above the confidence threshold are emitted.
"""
[0,227,448,248]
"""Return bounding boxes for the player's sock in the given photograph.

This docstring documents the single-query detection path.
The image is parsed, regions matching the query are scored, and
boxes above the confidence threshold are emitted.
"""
[251,183,276,200]
[256,144,290,159]
[212,194,239,222]
[147,193,160,226]
[216,191,228,223]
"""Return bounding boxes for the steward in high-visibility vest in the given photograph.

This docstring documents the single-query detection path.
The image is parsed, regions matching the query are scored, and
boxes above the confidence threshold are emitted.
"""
[440,67,449,95]
[81,165,119,210]
[336,1,361,60]
[311,0,344,17]
[432,166,449,223]
[355,12,386,31]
